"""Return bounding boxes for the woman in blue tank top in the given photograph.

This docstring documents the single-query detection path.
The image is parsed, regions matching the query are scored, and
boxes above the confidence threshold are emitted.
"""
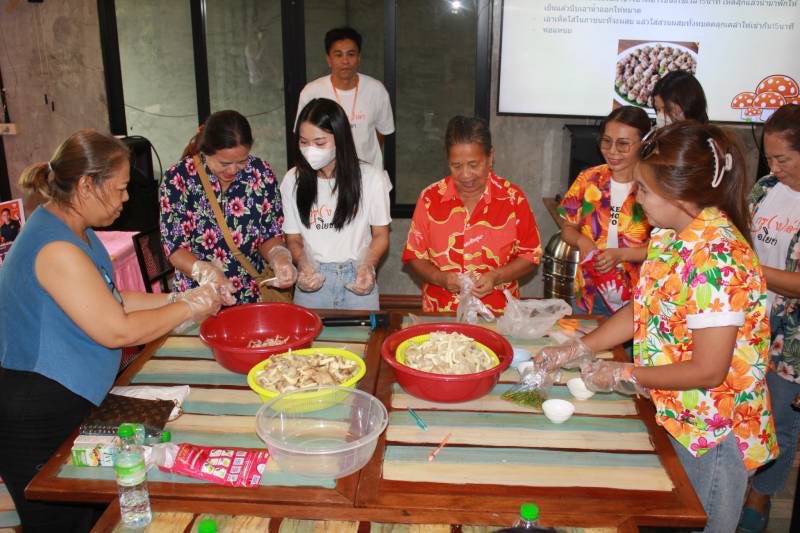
[0,130,223,532]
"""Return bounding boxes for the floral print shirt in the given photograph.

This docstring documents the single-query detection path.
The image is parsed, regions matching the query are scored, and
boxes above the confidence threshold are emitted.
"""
[749,175,800,383]
[402,173,542,313]
[633,207,777,468]
[558,165,650,313]
[159,155,284,303]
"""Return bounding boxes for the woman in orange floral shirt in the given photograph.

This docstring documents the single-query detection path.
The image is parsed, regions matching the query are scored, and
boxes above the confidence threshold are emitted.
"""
[558,106,652,315]
[403,116,541,313]
[540,122,777,533]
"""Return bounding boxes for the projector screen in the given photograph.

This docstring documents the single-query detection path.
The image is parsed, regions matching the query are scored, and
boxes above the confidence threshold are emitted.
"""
[498,0,800,123]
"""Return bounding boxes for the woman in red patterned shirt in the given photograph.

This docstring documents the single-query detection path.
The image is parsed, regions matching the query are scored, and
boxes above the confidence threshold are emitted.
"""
[403,116,542,313]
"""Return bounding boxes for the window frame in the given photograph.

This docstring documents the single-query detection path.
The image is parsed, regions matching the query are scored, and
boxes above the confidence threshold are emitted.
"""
[96,0,492,219]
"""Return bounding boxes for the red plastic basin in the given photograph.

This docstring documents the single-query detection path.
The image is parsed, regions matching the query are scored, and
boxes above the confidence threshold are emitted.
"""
[381,323,512,403]
[199,303,323,374]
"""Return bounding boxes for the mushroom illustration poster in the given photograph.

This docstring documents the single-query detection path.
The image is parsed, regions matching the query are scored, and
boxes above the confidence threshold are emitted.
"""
[731,75,799,122]
[499,0,800,121]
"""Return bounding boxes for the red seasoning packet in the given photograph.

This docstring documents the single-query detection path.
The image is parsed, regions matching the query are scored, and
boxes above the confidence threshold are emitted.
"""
[160,443,269,488]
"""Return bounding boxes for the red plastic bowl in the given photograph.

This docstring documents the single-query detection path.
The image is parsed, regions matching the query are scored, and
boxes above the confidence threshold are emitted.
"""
[381,323,512,403]
[200,303,323,374]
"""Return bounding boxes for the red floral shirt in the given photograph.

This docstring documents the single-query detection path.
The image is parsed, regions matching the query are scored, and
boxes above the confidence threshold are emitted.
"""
[402,173,541,312]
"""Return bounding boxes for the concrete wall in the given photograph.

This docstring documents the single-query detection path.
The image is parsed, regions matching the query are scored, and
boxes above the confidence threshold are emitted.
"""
[0,0,109,203]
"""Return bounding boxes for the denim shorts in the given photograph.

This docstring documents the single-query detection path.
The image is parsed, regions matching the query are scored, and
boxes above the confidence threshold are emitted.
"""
[292,260,379,311]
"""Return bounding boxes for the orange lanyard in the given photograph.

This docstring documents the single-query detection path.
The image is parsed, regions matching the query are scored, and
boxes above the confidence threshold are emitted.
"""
[330,75,359,123]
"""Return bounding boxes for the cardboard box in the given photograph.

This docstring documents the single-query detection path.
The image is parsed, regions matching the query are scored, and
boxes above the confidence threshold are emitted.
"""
[71,435,119,467]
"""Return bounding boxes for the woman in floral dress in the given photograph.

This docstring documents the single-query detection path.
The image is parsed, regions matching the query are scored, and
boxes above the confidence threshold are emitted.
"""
[540,122,778,533]
[160,110,296,304]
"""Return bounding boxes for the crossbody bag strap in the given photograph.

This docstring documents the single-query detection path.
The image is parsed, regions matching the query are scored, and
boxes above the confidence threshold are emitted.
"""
[193,155,262,279]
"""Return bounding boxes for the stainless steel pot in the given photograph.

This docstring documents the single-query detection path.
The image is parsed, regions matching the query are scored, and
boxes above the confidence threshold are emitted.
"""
[542,232,579,302]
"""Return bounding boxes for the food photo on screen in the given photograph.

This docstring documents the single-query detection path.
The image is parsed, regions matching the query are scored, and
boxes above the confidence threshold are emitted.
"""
[613,40,699,112]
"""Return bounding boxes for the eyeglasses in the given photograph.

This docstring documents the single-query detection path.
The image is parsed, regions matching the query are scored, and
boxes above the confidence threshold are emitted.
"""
[639,128,659,160]
[598,137,638,154]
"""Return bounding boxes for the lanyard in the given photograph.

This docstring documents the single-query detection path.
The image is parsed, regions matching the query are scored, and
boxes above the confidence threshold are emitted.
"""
[330,75,359,123]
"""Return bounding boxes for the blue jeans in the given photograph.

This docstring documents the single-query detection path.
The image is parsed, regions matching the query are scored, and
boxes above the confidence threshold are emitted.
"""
[292,261,379,311]
[670,433,748,533]
[751,371,800,496]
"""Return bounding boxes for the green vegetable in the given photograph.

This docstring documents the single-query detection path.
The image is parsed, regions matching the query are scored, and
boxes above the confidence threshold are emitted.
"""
[501,388,545,408]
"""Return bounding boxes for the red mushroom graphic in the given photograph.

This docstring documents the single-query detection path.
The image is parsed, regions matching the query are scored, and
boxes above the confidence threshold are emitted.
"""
[788,96,800,106]
[731,92,757,121]
[753,91,786,121]
[744,107,762,120]
[756,75,799,100]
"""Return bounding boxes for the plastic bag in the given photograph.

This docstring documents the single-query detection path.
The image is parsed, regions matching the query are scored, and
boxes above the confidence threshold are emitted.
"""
[456,273,495,324]
[496,290,572,339]
[501,360,554,409]
[159,443,269,488]
[581,249,631,312]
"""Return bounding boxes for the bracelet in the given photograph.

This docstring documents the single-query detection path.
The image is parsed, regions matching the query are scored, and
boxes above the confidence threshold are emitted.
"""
[167,292,178,304]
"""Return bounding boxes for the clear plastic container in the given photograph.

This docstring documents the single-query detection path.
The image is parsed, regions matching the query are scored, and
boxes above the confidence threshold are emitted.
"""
[255,386,388,479]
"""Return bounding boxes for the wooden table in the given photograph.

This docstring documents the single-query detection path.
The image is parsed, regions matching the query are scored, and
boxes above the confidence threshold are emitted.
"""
[92,498,641,532]
[27,312,705,530]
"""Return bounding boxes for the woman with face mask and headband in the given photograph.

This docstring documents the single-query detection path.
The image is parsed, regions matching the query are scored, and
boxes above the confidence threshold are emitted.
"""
[280,98,391,310]
[652,70,709,128]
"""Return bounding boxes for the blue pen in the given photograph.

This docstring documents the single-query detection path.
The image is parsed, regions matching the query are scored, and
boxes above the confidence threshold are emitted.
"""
[407,407,428,431]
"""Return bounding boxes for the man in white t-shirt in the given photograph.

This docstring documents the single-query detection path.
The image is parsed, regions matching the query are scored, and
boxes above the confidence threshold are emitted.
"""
[296,27,395,170]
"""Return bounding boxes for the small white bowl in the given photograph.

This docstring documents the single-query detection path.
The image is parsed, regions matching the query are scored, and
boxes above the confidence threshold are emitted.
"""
[541,399,575,424]
[511,347,532,369]
[566,377,595,400]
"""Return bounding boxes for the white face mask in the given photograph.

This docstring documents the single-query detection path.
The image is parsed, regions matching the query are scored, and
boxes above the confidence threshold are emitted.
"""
[655,112,672,129]
[300,145,336,170]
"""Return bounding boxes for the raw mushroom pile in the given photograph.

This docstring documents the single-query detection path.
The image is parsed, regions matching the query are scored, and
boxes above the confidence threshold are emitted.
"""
[255,352,359,393]
[616,44,696,107]
[404,332,496,375]
[248,335,289,348]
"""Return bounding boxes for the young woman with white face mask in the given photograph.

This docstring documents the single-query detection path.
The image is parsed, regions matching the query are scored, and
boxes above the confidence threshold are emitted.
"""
[652,70,709,128]
[280,98,391,310]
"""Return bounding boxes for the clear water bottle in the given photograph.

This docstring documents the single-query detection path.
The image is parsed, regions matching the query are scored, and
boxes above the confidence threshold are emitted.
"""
[115,423,152,528]
[513,502,541,528]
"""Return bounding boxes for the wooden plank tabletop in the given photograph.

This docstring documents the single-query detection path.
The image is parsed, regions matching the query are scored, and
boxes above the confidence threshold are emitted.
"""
[92,498,641,533]
[28,310,705,530]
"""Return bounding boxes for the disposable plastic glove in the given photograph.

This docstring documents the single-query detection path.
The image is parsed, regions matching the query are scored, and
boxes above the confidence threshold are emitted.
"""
[190,259,236,306]
[265,245,297,288]
[580,359,648,397]
[171,284,222,323]
[534,337,594,373]
[346,263,376,295]
[296,257,325,292]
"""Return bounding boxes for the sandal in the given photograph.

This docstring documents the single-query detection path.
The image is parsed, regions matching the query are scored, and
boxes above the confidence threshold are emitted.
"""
[737,500,770,533]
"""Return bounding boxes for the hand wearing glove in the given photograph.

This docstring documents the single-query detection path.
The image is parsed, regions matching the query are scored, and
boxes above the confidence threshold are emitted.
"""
[346,263,376,295]
[170,284,222,323]
[580,359,648,397]
[265,245,297,289]
[296,258,325,292]
[190,260,236,306]
[533,337,593,373]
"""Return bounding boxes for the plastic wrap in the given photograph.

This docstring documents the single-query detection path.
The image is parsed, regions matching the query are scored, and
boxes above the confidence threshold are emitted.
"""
[496,290,572,339]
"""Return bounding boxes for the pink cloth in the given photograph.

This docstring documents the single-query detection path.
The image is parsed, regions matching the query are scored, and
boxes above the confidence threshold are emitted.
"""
[96,231,148,293]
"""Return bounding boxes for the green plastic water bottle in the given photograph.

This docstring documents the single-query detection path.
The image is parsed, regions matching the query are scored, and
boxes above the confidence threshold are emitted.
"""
[198,517,218,533]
